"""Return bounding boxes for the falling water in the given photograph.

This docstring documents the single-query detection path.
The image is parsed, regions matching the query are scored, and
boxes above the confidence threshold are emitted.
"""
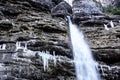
[67,16,100,80]
[64,0,74,6]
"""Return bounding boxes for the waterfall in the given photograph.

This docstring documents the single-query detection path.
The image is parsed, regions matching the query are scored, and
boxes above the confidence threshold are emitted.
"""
[67,16,100,80]
[64,0,74,6]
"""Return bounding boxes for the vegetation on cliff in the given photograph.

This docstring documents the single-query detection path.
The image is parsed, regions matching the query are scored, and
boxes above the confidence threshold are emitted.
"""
[103,0,120,15]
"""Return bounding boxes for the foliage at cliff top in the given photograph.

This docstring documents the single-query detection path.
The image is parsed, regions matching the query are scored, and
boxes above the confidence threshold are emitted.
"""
[103,7,120,15]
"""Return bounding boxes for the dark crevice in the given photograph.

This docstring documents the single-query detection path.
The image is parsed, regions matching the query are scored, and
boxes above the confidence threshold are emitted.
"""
[116,34,120,38]
[42,28,66,33]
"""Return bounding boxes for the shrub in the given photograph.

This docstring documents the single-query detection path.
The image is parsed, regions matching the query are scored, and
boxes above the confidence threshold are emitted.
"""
[103,6,120,15]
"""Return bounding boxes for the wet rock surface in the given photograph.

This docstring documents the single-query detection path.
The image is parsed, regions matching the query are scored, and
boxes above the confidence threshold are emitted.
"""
[0,0,120,80]
[51,1,72,18]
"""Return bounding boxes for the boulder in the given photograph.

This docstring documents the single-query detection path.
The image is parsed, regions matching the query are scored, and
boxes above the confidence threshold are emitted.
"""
[51,1,72,18]
[72,0,102,23]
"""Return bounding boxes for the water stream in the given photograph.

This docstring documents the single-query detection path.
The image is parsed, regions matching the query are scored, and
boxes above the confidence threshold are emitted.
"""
[67,16,100,80]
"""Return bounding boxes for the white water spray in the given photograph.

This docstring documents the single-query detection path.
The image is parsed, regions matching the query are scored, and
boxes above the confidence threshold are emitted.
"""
[67,16,100,80]
[64,0,73,6]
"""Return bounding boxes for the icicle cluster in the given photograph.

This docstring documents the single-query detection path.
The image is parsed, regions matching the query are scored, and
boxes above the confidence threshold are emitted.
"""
[0,44,6,50]
[104,21,115,30]
[14,41,72,71]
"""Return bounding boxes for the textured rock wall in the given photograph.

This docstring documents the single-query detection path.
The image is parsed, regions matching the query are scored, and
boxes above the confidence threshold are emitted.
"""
[0,0,120,80]
[95,0,115,7]
[0,0,75,80]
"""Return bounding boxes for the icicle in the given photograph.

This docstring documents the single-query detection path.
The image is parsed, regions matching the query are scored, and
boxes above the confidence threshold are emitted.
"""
[53,51,56,66]
[38,51,59,71]
[58,56,61,62]
[119,20,120,23]
[0,45,2,50]
[0,44,6,50]
[15,41,72,71]
[41,51,50,71]
[110,21,114,28]
[0,63,5,71]
[2,54,6,60]
[22,49,34,57]
[24,42,28,52]
[99,64,110,76]
[16,42,21,51]
[16,41,28,52]
[2,44,6,50]
[104,24,109,30]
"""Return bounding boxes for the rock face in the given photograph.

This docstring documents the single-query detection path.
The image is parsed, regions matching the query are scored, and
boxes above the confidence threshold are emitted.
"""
[0,0,74,80]
[72,0,103,23]
[51,1,72,18]
[80,14,120,80]
[95,0,115,7]
[0,0,120,80]
[29,0,53,11]
[0,20,13,30]
[28,0,63,12]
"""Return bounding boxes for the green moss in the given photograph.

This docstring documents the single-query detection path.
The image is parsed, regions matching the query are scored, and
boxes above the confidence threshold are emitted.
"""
[103,6,120,15]
[102,0,120,15]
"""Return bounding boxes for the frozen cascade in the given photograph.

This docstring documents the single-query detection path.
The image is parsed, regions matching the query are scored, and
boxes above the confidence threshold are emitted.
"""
[110,21,114,28]
[0,64,6,71]
[99,64,120,77]
[2,54,7,60]
[15,41,71,71]
[16,42,28,52]
[24,50,65,71]
[104,24,109,30]
[67,16,100,80]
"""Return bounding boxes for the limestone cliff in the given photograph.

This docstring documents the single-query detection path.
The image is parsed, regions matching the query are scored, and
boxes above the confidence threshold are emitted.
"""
[0,0,120,80]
